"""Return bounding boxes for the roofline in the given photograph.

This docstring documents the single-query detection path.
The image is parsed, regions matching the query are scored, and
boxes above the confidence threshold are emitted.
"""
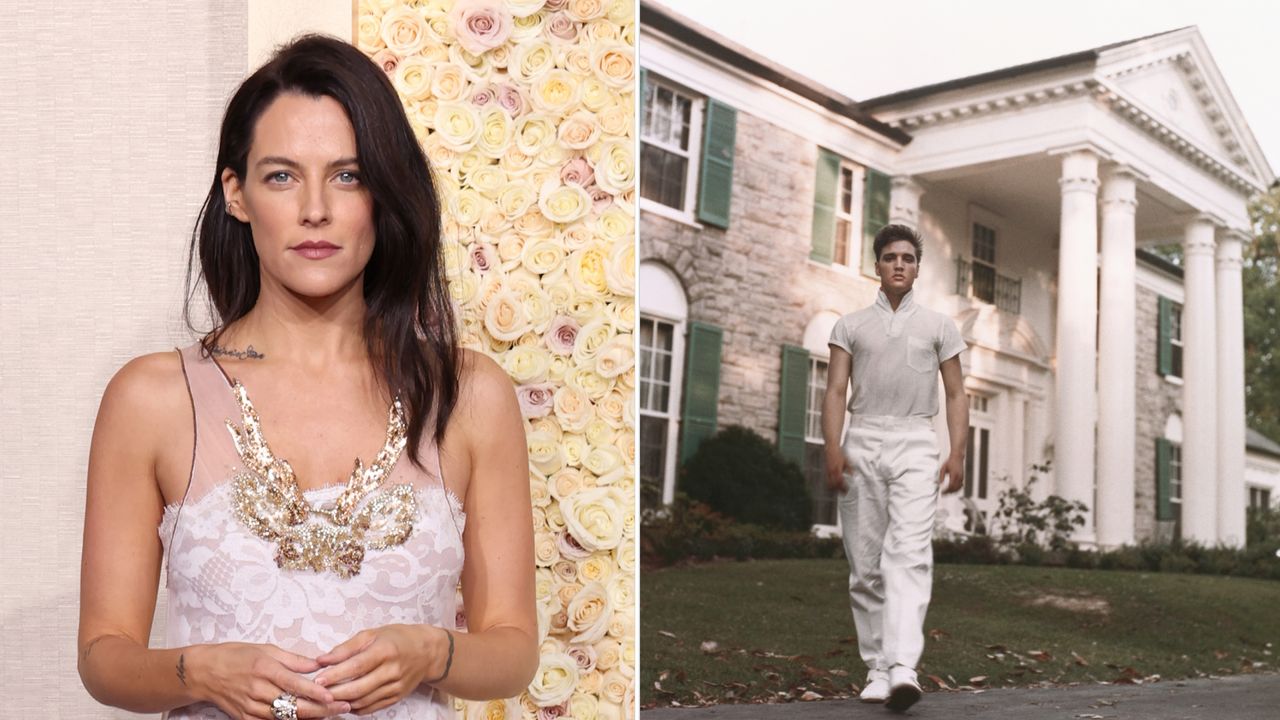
[1247,428,1280,460]
[1136,248,1184,279]
[860,27,1194,111]
[640,1,912,145]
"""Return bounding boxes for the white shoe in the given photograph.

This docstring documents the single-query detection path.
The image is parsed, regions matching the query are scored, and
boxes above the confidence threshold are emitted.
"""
[886,665,922,713]
[858,669,889,703]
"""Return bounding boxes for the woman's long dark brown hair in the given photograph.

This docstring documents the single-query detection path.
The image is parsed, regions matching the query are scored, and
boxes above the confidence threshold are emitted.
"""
[184,34,459,467]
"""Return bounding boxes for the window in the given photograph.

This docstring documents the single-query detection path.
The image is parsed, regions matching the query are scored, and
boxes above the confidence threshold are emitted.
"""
[956,219,1022,314]
[961,392,995,534]
[1168,442,1182,538]
[803,357,837,527]
[832,163,860,267]
[640,75,702,214]
[1250,487,1272,511]
[1170,304,1183,379]
[639,317,676,497]
[971,223,997,303]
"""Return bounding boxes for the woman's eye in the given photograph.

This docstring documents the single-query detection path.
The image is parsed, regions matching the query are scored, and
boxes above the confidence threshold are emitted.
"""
[337,171,360,184]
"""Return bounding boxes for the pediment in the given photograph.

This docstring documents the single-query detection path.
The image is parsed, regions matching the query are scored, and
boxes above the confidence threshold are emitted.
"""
[1099,30,1271,185]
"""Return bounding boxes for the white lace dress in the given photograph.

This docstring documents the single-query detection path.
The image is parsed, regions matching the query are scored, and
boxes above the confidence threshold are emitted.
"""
[159,343,465,720]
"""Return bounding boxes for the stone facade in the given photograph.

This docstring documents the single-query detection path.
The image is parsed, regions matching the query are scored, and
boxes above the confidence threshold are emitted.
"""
[1133,281,1184,542]
[640,110,880,443]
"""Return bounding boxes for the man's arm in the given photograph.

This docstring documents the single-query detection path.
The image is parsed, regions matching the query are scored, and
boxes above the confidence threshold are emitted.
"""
[823,346,853,493]
[937,356,968,493]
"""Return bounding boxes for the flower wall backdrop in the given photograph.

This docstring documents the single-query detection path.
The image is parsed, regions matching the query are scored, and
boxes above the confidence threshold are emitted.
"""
[357,1,636,718]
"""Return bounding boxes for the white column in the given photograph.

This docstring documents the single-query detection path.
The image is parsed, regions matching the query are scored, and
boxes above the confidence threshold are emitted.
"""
[889,175,924,229]
[1054,149,1100,541]
[1216,229,1247,547]
[1096,166,1138,547]
[1181,215,1218,544]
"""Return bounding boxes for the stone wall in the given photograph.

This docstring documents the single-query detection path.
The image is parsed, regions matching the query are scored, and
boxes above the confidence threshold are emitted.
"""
[1134,281,1184,542]
[640,109,880,442]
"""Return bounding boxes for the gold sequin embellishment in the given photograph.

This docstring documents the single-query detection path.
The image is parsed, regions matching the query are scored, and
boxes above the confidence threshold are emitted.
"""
[225,381,416,578]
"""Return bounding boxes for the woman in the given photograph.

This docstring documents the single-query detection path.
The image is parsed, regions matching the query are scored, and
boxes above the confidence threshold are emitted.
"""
[77,34,537,720]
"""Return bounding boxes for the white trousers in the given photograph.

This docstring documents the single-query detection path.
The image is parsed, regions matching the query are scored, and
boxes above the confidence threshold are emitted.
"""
[838,415,940,671]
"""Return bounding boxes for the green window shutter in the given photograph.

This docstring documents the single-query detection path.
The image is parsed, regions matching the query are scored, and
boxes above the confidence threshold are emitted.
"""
[1157,296,1172,377]
[778,345,810,466]
[861,168,891,275]
[680,322,724,464]
[1156,438,1174,521]
[696,99,736,228]
[809,148,841,264]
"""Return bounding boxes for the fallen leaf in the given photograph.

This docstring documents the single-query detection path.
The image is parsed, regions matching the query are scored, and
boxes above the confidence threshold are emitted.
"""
[1072,651,1089,667]
[700,641,719,653]
[829,668,849,677]
[1028,650,1053,662]
[969,675,988,685]
[658,630,678,639]
[929,628,950,640]
[1214,650,1230,660]
[800,691,823,701]
[926,674,950,689]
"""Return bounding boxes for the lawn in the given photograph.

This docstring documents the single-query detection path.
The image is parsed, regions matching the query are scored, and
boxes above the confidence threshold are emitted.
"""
[641,560,1280,706]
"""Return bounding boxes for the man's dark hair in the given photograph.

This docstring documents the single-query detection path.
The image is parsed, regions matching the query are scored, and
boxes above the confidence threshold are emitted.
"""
[873,224,924,262]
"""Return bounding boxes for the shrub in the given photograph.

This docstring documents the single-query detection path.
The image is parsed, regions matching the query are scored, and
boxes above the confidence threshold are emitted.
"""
[679,425,811,531]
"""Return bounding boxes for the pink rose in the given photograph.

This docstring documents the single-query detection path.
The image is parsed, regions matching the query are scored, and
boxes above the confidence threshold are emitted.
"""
[586,183,613,213]
[557,530,592,561]
[566,644,598,673]
[544,11,578,42]
[370,49,400,75]
[494,83,526,116]
[544,0,568,9]
[560,157,595,187]
[544,315,580,355]
[471,85,497,107]
[537,703,568,720]
[449,0,514,55]
[470,243,498,273]
[516,383,555,418]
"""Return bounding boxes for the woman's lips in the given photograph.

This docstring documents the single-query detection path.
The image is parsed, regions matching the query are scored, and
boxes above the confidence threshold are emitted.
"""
[293,242,339,260]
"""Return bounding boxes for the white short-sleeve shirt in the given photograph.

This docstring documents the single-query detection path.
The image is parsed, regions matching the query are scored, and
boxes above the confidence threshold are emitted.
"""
[828,289,967,419]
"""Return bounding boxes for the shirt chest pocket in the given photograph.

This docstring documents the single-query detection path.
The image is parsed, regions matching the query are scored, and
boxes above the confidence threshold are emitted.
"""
[906,336,937,374]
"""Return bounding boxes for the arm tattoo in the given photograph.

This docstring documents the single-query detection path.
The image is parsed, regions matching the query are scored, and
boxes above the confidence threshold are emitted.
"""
[209,344,265,360]
[176,653,187,687]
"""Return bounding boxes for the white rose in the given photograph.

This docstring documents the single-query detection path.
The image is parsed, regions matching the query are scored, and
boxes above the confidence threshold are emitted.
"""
[477,106,514,158]
[553,383,593,433]
[566,581,613,644]
[604,240,634,296]
[434,102,481,151]
[592,139,633,194]
[510,38,555,83]
[538,181,592,224]
[527,429,564,475]
[606,573,633,610]
[380,5,429,56]
[534,531,560,567]
[560,486,627,551]
[528,653,579,707]
[504,345,550,383]
[484,289,531,341]
[556,110,602,150]
[594,334,634,379]
[393,56,434,100]
[431,61,471,102]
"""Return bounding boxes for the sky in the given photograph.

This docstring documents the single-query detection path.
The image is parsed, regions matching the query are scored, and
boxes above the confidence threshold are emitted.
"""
[663,0,1280,179]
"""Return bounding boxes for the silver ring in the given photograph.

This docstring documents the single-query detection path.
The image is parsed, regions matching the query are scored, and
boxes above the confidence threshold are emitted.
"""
[271,692,298,720]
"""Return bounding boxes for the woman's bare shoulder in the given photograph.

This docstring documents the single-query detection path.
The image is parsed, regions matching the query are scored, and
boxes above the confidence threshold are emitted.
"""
[451,349,520,432]
[96,350,191,439]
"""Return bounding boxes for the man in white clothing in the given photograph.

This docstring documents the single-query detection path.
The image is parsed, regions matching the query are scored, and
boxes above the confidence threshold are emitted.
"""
[822,223,969,713]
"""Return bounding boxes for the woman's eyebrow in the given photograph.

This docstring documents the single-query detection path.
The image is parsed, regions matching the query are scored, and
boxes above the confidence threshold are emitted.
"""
[255,155,359,169]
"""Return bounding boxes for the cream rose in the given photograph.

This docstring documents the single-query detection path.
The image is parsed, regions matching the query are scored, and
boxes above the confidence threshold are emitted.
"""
[565,0,606,22]
[600,669,628,705]
[511,38,555,82]
[560,486,626,551]
[431,61,470,102]
[449,0,514,55]
[582,444,623,481]
[467,165,506,199]
[527,429,565,475]
[579,77,612,113]
[381,6,429,56]
[594,204,633,243]
[577,554,613,584]
[530,478,552,509]
[450,188,486,226]
[560,432,589,468]
[613,542,635,574]
[514,113,557,155]
[497,179,538,218]
[505,344,550,383]
[595,387,626,428]
[535,531,561,567]
[477,106,514,158]
[590,42,633,88]
[571,319,614,364]
[538,181,592,224]
[504,0,546,18]
[556,110,602,150]
[592,139,633,194]
[594,334,634,379]
[434,102,481,151]
[359,12,385,51]
[484,289,531,341]
[550,466,583,500]
[393,57,434,101]
[593,639,620,671]
[552,383,593,432]
[551,558,577,584]
[567,246,609,297]
[596,103,629,137]
[530,69,580,115]
[521,237,567,276]
[565,581,612,644]
[371,48,400,75]
[606,573,633,610]
[528,653,579,707]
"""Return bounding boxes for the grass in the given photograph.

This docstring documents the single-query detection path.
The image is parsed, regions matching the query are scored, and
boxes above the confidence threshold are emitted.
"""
[641,560,1280,706]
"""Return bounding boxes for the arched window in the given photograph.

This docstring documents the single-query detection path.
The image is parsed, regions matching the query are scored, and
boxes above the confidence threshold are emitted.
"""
[639,261,688,507]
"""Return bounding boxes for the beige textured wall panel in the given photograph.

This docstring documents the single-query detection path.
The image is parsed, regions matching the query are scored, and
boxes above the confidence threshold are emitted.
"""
[248,0,354,70]
[0,2,247,715]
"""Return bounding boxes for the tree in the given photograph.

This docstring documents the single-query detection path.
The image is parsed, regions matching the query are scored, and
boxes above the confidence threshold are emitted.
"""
[1245,185,1280,443]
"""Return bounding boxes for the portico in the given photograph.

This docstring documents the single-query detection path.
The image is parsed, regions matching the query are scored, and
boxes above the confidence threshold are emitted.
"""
[860,27,1271,547]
